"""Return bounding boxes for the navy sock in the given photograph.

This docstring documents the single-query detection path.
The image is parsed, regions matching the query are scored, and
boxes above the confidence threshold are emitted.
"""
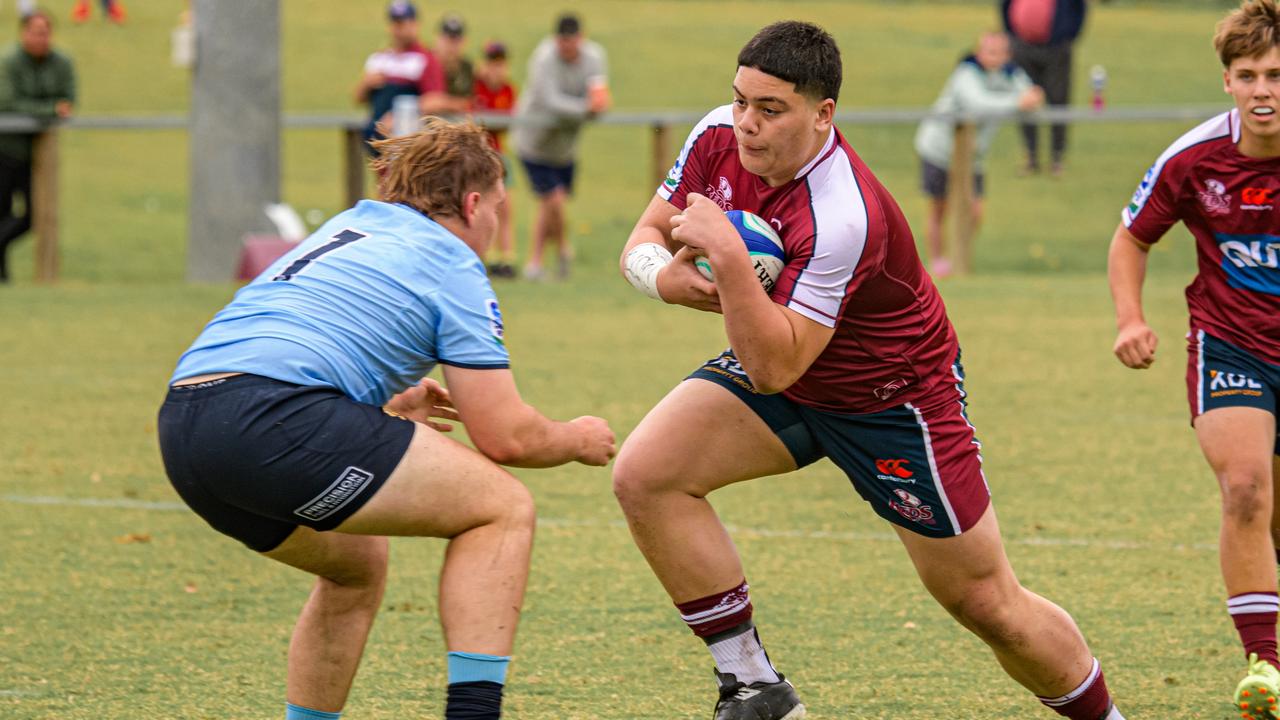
[445,680,504,720]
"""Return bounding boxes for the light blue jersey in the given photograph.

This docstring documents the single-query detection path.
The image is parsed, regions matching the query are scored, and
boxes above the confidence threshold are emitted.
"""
[171,201,509,406]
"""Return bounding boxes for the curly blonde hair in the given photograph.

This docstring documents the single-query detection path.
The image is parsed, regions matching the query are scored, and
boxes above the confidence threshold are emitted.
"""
[1215,0,1280,67]
[370,117,503,218]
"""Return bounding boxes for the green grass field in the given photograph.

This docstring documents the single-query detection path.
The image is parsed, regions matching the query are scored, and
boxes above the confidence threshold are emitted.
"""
[0,1,1260,718]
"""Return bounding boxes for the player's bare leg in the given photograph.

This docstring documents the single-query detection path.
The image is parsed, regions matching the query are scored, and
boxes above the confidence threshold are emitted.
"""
[896,506,1122,718]
[613,379,805,718]
[525,188,567,280]
[267,423,535,715]
[925,196,949,276]
[1195,407,1280,717]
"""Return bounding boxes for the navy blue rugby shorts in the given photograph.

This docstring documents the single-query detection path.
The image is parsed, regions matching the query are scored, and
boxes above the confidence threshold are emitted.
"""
[157,374,415,551]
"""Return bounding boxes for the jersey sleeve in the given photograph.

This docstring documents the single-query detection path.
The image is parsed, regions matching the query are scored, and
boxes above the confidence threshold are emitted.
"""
[776,176,883,328]
[432,266,511,369]
[1122,155,1182,245]
[657,106,732,210]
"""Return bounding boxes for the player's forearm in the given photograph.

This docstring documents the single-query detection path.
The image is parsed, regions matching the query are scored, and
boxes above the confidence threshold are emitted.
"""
[479,403,584,468]
[717,256,801,394]
[1107,225,1151,327]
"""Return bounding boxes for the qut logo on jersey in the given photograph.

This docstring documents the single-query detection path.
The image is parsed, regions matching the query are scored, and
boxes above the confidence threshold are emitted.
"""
[1219,238,1280,269]
[705,176,735,211]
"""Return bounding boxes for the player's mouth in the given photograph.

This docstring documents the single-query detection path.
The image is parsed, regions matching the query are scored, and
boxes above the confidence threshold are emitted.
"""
[740,144,767,156]
[1250,106,1276,119]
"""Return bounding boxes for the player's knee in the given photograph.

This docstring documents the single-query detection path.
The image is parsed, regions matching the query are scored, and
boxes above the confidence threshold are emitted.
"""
[1220,469,1272,524]
[326,537,390,590]
[612,448,668,507]
[942,587,1023,647]
[493,477,537,536]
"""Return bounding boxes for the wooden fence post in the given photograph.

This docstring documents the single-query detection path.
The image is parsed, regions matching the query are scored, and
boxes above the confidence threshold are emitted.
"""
[947,122,977,275]
[32,127,58,283]
[344,126,366,207]
[651,122,670,191]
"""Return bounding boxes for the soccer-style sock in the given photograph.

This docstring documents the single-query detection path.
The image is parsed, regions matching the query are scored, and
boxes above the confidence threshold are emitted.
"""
[445,651,509,720]
[1037,658,1124,720]
[676,579,780,685]
[284,703,341,720]
[1228,592,1280,667]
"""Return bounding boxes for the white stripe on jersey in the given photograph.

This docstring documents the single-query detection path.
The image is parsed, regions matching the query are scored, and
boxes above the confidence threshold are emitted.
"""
[364,50,427,84]
[906,402,963,536]
[1122,109,1235,227]
[658,104,735,202]
[785,142,868,327]
[1196,329,1206,417]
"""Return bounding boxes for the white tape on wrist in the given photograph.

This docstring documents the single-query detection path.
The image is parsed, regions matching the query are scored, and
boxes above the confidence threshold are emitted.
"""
[623,243,674,300]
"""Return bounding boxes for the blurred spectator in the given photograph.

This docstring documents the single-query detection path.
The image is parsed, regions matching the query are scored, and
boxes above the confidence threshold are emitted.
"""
[914,32,1042,276]
[513,13,609,281]
[0,9,73,283]
[473,40,517,278]
[420,14,472,116]
[1001,0,1087,176]
[353,1,445,155]
[71,0,123,24]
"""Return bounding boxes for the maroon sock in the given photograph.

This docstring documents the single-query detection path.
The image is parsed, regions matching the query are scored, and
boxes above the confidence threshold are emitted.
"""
[1038,659,1115,720]
[675,579,753,639]
[1229,593,1280,667]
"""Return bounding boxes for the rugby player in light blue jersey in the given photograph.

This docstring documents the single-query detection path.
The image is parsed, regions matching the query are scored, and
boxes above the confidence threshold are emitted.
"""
[158,118,616,720]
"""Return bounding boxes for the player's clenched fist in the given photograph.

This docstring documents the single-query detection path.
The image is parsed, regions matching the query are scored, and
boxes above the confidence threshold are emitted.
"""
[571,415,617,466]
[671,193,738,257]
[656,246,721,313]
[1113,322,1158,369]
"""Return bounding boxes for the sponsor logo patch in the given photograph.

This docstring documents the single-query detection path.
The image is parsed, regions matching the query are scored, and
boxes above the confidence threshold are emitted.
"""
[1242,186,1275,211]
[1208,369,1264,399]
[875,458,915,483]
[485,298,505,346]
[295,467,375,522]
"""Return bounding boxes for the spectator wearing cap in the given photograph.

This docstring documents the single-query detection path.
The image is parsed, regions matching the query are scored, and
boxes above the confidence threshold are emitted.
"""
[353,1,446,154]
[420,14,472,116]
[473,40,518,278]
[513,13,609,281]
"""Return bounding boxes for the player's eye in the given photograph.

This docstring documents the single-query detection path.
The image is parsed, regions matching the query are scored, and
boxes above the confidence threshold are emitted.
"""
[761,107,779,116]
[733,97,747,108]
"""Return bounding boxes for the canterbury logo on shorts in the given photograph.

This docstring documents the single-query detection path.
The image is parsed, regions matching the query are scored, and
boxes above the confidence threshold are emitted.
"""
[294,466,375,521]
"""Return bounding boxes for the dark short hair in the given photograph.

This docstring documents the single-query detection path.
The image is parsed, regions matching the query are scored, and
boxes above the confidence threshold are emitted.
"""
[19,8,51,29]
[556,13,580,37]
[737,21,842,104]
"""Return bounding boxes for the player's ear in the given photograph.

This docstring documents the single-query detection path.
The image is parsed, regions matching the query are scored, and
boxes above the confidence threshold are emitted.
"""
[814,98,835,132]
[1223,69,1231,95]
[462,190,482,226]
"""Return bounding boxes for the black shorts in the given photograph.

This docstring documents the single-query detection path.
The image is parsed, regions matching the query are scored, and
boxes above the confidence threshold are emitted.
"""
[520,156,575,196]
[921,158,985,199]
[157,374,416,551]
[688,349,991,538]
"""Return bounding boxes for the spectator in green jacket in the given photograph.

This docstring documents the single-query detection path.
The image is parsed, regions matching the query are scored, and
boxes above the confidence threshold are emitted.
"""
[0,9,75,283]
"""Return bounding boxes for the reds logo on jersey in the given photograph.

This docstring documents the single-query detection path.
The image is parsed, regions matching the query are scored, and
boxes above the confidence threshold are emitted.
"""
[705,176,735,211]
[888,488,936,525]
[1198,179,1232,216]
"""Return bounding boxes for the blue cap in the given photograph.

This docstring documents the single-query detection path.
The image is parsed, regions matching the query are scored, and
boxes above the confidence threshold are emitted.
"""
[388,1,417,21]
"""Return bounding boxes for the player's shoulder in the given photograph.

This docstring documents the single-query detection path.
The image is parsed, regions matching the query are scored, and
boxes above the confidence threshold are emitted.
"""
[1152,109,1239,177]
[803,132,875,235]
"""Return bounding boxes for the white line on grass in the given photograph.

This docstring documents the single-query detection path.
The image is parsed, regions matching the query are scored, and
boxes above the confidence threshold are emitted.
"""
[2,494,1217,553]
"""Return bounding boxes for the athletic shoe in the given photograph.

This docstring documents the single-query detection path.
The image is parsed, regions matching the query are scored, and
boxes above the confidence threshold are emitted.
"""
[521,264,546,282]
[1236,652,1280,720]
[71,0,90,22]
[713,669,806,720]
[107,1,127,23]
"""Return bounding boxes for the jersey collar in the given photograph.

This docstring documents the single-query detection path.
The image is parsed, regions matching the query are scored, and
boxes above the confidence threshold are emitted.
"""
[793,128,838,180]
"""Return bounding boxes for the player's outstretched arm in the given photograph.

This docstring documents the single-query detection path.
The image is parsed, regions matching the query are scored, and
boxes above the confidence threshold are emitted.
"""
[1107,222,1158,369]
[620,195,720,312]
[441,365,616,468]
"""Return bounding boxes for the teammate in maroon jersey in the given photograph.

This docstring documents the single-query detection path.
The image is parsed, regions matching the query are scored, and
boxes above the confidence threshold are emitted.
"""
[1109,1,1280,714]
[616,21,1125,720]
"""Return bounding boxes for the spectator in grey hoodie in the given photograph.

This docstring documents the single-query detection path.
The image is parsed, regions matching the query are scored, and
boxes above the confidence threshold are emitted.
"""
[513,13,609,280]
[914,31,1042,276]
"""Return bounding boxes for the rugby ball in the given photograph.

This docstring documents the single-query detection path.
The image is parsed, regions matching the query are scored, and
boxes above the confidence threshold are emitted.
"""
[694,210,786,293]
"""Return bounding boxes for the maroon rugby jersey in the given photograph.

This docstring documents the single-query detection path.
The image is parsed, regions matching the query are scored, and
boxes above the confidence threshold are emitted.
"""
[1123,109,1280,365]
[659,105,959,414]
